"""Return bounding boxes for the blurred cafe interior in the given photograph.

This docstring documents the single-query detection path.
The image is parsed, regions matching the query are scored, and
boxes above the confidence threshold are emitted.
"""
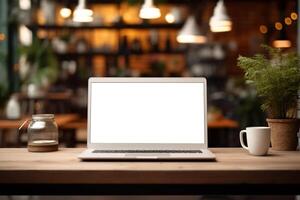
[0,0,299,148]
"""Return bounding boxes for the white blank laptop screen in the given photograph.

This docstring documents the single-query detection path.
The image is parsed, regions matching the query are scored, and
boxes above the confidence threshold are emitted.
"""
[90,82,205,144]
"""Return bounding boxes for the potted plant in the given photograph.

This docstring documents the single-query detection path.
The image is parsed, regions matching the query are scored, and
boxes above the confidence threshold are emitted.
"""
[237,45,300,151]
[19,38,58,97]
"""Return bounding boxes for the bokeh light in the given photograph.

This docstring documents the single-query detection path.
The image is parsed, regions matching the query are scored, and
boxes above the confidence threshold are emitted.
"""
[259,25,268,34]
[0,33,6,41]
[291,12,298,20]
[275,22,283,30]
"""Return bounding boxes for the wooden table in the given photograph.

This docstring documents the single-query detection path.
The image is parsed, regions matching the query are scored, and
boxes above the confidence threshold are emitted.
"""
[0,148,299,195]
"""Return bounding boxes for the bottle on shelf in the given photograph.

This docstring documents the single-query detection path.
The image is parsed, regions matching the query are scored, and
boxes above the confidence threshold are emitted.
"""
[164,33,172,52]
[5,95,21,119]
[119,35,130,55]
[117,56,130,77]
[105,56,118,77]
[148,30,159,52]
[76,37,89,53]
[131,38,143,54]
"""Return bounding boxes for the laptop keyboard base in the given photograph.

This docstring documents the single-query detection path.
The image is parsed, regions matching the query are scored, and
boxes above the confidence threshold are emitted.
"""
[92,150,202,154]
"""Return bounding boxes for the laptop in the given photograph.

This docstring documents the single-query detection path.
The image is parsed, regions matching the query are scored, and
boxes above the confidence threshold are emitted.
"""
[78,77,215,160]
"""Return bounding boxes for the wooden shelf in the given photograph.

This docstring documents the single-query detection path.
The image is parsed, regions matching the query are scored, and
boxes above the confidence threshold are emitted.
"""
[196,58,225,63]
[59,118,238,130]
[0,114,79,129]
[55,50,186,59]
[208,119,239,129]
[27,23,184,31]
[55,0,189,4]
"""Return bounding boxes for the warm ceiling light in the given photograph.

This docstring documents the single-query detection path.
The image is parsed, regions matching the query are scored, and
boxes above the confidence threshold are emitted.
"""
[291,12,298,20]
[73,0,93,23]
[176,16,207,44]
[165,7,181,24]
[284,17,292,25]
[139,0,161,19]
[259,25,268,34]
[19,0,31,10]
[273,29,291,48]
[273,40,291,48]
[275,22,283,30]
[209,0,232,32]
[60,7,72,18]
[165,13,175,23]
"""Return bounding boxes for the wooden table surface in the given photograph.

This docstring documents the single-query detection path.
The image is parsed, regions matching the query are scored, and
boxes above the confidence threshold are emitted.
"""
[0,148,299,185]
[0,114,79,129]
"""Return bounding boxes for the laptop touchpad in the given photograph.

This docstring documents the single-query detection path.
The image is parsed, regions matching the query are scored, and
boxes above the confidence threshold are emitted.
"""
[125,153,170,157]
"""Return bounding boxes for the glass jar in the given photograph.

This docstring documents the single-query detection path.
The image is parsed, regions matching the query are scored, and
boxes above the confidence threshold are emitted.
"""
[27,114,58,152]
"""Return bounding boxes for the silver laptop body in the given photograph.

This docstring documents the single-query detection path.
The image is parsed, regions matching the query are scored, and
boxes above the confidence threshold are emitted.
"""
[79,77,215,160]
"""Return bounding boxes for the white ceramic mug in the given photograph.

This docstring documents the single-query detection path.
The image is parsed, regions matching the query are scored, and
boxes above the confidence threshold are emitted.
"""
[240,127,271,156]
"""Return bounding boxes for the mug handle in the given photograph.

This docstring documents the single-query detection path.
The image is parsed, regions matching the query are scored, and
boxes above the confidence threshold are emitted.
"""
[239,130,248,150]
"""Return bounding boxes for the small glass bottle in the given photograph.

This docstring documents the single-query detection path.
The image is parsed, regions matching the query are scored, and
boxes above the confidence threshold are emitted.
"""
[27,114,58,152]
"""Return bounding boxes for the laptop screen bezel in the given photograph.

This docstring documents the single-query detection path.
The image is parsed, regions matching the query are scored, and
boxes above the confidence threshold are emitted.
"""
[87,77,208,150]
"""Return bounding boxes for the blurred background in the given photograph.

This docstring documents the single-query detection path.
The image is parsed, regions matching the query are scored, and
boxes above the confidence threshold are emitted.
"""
[0,0,299,148]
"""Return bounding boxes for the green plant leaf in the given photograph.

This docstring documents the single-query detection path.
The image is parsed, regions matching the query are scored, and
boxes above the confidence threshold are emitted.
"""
[237,45,300,119]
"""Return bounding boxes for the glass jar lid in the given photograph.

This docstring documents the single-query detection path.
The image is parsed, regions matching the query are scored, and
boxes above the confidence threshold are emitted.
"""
[32,114,55,120]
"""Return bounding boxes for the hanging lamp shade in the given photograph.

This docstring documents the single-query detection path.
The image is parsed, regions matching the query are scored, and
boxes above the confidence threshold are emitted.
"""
[176,16,207,44]
[139,0,161,19]
[73,0,93,23]
[209,0,232,32]
[273,28,291,48]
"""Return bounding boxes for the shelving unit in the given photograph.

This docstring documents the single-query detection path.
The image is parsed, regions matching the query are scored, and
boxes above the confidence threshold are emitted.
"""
[26,23,184,30]
[22,0,229,118]
[55,49,186,59]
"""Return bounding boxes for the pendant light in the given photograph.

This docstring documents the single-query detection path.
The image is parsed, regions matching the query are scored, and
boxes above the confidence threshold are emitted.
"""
[273,28,291,48]
[139,0,161,19]
[176,16,207,44]
[60,4,72,19]
[73,0,93,23]
[209,0,232,32]
[19,0,31,10]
